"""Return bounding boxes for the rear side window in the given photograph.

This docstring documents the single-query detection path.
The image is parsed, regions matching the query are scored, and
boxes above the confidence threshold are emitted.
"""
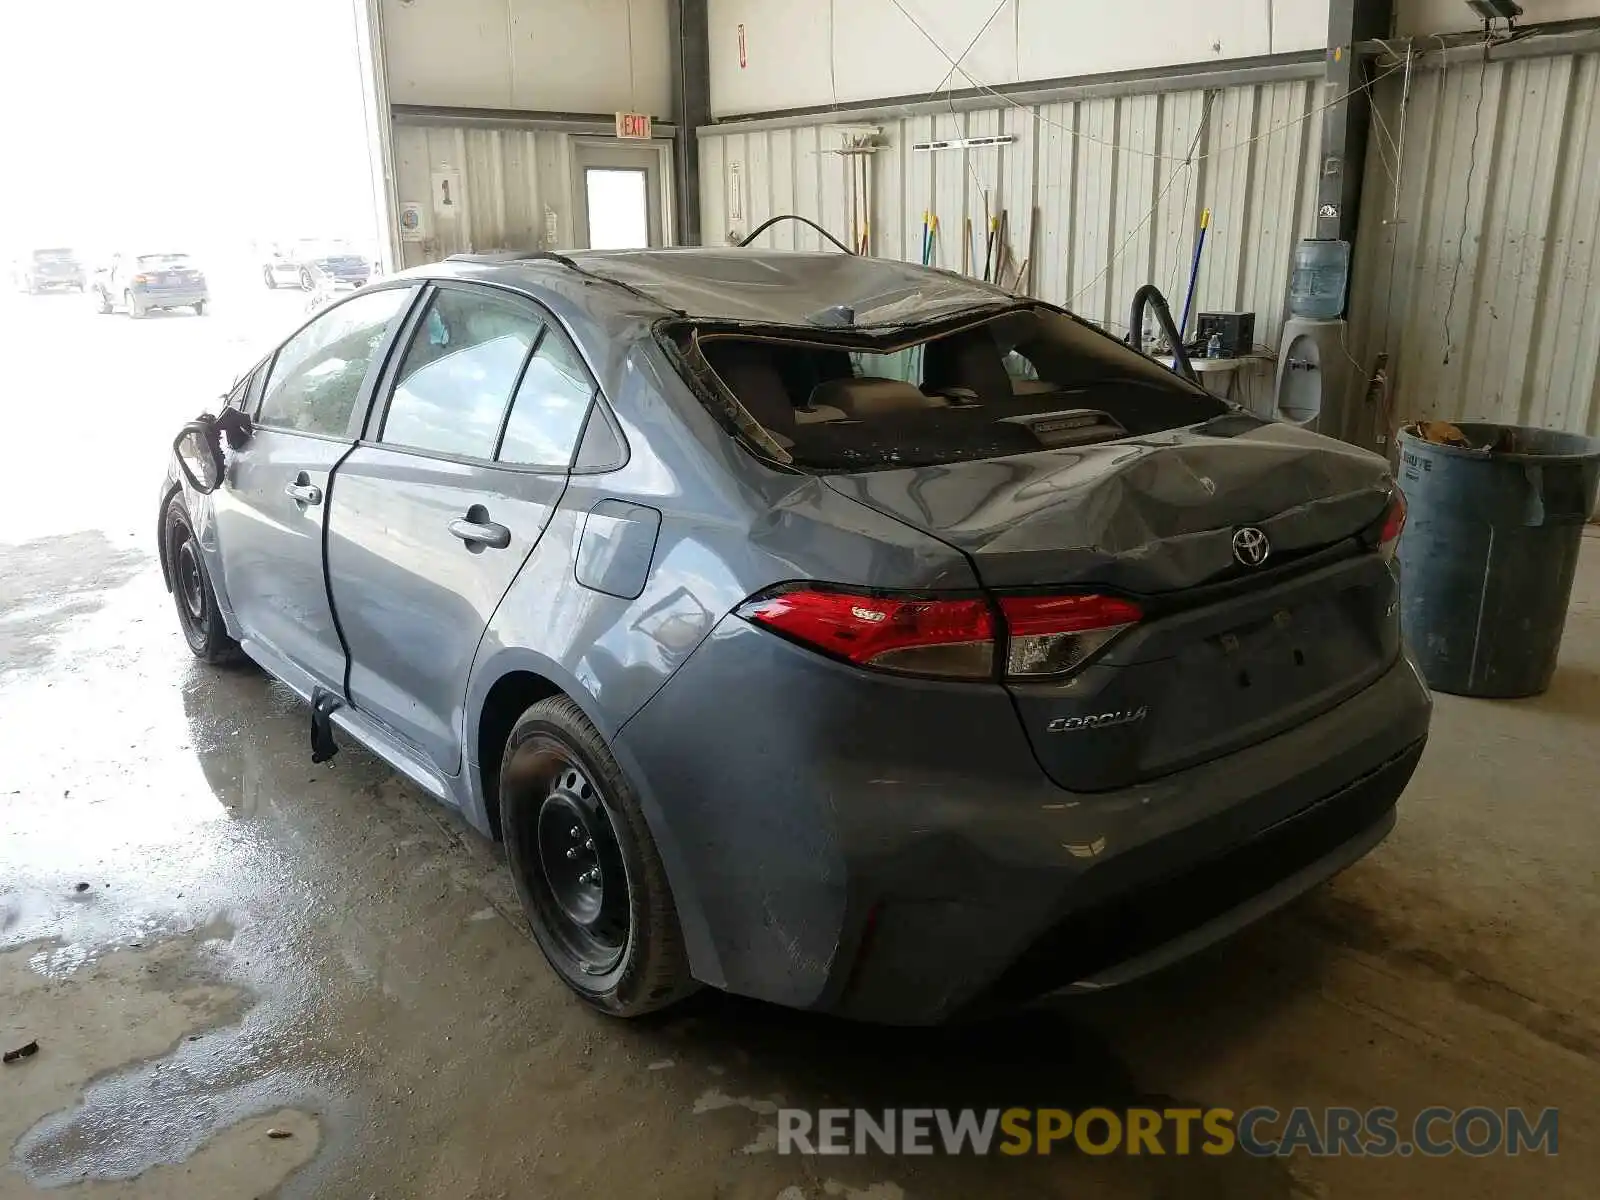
[380,288,543,459]
[259,287,414,437]
[497,326,595,468]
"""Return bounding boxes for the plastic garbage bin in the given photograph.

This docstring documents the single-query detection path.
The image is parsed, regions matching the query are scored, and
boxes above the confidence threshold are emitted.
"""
[1396,422,1600,697]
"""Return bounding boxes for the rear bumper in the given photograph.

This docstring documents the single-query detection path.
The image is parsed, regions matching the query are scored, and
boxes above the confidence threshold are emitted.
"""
[615,617,1432,1025]
[135,289,207,307]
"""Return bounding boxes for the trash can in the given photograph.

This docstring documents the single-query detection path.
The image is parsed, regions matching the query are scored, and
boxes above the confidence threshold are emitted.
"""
[1397,422,1600,697]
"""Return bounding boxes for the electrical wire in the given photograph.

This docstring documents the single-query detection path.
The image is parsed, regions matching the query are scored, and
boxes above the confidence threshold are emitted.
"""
[1441,39,1492,365]
[925,0,1012,100]
[884,0,1412,163]
[1072,91,1215,310]
[827,0,839,108]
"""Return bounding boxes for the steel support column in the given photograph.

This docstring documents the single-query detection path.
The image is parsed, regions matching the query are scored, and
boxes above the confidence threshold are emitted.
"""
[667,0,710,245]
[1317,0,1394,246]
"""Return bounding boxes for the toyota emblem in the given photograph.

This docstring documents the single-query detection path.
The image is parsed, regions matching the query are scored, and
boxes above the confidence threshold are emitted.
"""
[1232,527,1271,567]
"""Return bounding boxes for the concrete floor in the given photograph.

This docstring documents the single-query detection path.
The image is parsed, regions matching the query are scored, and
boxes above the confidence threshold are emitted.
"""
[2,281,1598,1199]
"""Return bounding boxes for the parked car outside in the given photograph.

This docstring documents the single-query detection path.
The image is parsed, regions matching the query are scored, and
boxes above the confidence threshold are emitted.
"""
[263,239,373,291]
[93,252,209,317]
[301,261,367,313]
[14,247,87,292]
[158,249,1431,1025]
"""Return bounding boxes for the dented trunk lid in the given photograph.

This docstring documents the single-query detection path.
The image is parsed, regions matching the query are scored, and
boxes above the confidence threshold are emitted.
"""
[825,417,1402,791]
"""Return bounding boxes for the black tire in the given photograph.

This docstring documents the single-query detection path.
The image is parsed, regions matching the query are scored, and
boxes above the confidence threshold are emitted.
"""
[263,267,277,289]
[194,300,208,316]
[163,495,242,665]
[298,267,313,291]
[500,696,695,1017]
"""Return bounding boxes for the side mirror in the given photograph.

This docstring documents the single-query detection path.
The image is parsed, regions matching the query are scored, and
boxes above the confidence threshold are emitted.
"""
[174,420,224,494]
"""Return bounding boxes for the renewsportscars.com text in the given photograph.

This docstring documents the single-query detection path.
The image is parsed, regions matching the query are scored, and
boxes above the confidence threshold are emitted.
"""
[777,1106,1558,1158]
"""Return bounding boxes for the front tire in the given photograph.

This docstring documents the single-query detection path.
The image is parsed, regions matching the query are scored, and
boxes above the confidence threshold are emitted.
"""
[298,267,313,291]
[163,495,242,665]
[262,266,277,289]
[500,697,695,1017]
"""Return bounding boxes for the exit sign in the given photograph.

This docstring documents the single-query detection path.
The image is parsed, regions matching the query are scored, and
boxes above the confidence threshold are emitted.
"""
[616,112,652,140]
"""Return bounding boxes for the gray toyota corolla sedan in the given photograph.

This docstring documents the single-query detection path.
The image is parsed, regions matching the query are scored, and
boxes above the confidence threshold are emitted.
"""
[158,248,1430,1024]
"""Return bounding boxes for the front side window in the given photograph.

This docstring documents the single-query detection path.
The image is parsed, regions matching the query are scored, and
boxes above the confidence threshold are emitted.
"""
[380,288,543,459]
[497,328,596,468]
[259,286,414,437]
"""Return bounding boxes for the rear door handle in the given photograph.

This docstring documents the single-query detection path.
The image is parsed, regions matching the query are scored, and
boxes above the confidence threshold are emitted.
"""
[449,518,511,550]
[285,481,323,506]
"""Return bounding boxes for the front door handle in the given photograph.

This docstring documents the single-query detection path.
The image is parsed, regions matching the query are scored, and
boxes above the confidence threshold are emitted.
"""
[285,481,323,506]
[449,517,511,550]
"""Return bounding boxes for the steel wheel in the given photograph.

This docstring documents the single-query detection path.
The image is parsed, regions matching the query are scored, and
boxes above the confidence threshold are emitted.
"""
[499,697,695,1015]
[162,495,242,665]
[527,756,631,974]
[174,535,207,630]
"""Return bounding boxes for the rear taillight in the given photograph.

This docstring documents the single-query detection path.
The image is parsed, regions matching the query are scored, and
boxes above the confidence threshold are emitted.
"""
[132,273,150,284]
[737,585,1142,681]
[737,586,995,678]
[1376,489,1407,561]
[999,593,1144,678]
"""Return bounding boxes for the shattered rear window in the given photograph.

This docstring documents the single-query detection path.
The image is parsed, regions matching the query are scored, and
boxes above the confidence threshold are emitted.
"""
[673,305,1227,471]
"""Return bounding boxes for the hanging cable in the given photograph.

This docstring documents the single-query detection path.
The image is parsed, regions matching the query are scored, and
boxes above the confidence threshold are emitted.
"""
[1071,90,1215,312]
[885,0,1411,163]
[924,0,1012,100]
[1441,39,1492,365]
[827,0,839,107]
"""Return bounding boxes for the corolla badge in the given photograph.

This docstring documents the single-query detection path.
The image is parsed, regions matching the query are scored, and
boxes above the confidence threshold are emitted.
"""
[1046,706,1148,734]
[1232,526,1271,567]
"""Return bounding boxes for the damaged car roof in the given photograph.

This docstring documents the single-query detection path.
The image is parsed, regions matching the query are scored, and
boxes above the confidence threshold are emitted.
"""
[500,248,1018,328]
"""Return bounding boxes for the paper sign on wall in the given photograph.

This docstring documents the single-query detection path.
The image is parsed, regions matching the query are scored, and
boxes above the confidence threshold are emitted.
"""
[431,168,462,217]
[737,23,747,69]
[398,201,425,242]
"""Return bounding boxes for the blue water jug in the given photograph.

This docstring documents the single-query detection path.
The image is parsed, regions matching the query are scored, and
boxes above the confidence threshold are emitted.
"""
[1289,238,1350,320]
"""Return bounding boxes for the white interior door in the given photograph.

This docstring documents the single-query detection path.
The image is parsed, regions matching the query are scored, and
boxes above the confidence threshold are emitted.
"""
[574,143,669,249]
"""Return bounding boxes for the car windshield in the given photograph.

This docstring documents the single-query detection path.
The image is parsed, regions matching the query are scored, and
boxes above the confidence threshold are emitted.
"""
[33,248,77,262]
[137,254,193,268]
[679,305,1226,471]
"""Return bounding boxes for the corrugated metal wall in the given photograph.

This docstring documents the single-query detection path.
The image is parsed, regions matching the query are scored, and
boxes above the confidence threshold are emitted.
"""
[698,78,1323,352]
[391,122,574,267]
[1345,51,1600,448]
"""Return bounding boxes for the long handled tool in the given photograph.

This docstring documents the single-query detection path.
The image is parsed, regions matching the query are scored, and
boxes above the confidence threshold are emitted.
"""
[1177,207,1211,346]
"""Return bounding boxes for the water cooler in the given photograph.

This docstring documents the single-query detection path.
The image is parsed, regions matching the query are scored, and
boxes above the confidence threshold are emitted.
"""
[1273,239,1355,439]
[1273,318,1355,437]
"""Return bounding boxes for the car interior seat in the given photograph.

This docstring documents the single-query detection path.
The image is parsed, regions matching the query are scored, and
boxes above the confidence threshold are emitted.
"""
[922,327,1014,405]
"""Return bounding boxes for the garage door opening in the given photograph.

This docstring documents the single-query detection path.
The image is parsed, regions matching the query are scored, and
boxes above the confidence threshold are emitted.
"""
[583,168,650,250]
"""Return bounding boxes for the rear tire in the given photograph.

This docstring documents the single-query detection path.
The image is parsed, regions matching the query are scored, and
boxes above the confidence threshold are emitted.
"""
[125,291,144,319]
[298,267,313,291]
[193,300,208,316]
[163,495,242,666]
[499,696,696,1017]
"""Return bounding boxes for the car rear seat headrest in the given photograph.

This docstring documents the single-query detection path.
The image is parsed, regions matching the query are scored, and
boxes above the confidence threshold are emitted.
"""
[808,377,947,418]
[703,342,797,434]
